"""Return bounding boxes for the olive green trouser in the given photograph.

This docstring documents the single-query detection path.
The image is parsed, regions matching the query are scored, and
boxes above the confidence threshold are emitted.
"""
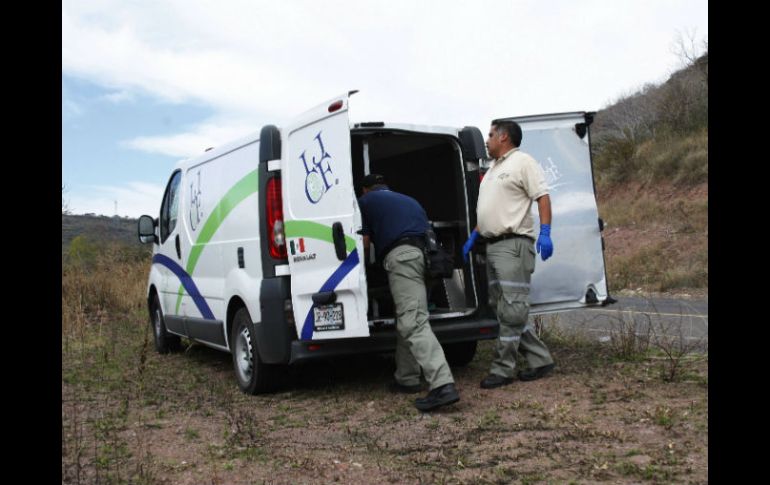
[384,244,454,391]
[486,237,554,378]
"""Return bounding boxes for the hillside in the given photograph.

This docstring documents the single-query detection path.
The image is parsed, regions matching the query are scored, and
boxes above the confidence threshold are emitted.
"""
[61,214,143,253]
[590,51,708,295]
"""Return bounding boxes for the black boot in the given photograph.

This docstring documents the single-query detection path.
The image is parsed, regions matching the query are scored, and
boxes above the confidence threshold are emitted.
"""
[414,383,460,412]
[480,374,514,389]
[517,363,555,382]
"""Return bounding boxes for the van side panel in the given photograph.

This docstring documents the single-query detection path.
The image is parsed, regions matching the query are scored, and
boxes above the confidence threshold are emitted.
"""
[163,139,263,349]
[210,141,264,338]
[177,157,227,322]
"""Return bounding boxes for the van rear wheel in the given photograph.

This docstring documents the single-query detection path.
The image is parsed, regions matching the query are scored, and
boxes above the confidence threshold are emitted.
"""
[231,307,278,394]
[150,294,181,354]
[443,341,477,367]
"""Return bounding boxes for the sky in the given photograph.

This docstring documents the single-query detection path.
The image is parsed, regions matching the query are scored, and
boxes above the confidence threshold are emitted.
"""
[62,0,708,218]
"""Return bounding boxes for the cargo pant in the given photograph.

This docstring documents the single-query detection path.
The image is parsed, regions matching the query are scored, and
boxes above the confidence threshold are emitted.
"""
[384,244,454,391]
[486,237,554,378]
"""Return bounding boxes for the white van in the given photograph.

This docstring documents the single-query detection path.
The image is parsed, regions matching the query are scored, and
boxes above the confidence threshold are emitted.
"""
[137,91,612,394]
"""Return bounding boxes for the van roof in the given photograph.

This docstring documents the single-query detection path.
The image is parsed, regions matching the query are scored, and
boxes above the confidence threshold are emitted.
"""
[352,122,459,137]
[173,122,462,170]
[174,129,262,170]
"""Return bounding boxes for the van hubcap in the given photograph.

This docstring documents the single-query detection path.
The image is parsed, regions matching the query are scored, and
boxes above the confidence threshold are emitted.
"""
[235,327,254,382]
[153,309,162,338]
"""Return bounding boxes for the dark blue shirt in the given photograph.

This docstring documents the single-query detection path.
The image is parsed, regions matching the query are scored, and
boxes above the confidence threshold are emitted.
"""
[358,186,429,261]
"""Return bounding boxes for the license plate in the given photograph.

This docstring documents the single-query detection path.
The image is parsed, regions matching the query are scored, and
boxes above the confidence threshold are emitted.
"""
[313,303,345,332]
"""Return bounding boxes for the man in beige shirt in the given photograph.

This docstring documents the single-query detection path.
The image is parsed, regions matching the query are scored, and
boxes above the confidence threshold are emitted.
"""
[463,119,555,389]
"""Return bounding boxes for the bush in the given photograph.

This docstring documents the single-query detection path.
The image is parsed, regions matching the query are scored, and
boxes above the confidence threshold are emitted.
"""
[591,51,707,188]
[62,239,151,336]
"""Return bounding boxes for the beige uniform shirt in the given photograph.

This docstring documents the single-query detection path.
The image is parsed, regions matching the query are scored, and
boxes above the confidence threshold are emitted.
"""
[476,148,549,239]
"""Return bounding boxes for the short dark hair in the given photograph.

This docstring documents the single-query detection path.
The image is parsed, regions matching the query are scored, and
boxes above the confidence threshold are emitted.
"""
[491,120,523,147]
[361,173,386,188]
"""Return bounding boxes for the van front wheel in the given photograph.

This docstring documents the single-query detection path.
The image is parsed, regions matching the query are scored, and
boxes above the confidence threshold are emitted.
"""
[150,295,181,354]
[231,307,277,394]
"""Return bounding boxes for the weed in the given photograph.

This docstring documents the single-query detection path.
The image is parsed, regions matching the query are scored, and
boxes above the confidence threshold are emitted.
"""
[647,302,708,382]
[606,307,651,361]
[647,405,675,429]
[478,409,502,430]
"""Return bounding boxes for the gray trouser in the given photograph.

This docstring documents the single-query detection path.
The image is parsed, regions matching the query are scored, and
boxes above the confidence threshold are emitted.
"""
[384,244,454,390]
[486,237,553,378]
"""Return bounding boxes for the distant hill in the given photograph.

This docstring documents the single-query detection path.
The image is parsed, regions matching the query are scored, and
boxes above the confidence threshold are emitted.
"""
[590,51,708,187]
[62,214,142,253]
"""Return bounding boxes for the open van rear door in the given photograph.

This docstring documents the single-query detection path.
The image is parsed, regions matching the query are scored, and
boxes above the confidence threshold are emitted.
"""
[497,112,610,313]
[282,92,369,340]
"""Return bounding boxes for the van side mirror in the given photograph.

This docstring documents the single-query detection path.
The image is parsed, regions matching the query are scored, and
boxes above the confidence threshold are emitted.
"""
[138,215,158,244]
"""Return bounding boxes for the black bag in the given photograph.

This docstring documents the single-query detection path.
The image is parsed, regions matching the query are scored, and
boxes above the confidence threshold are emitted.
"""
[423,228,454,279]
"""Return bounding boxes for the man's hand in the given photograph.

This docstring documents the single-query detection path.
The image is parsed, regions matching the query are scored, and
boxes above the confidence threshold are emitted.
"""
[536,223,553,261]
[462,229,479,262]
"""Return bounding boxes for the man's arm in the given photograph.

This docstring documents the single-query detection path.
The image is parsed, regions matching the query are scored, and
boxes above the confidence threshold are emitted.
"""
[536,194,551,225]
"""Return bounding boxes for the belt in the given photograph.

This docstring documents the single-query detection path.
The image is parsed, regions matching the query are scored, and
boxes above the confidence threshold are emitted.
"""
[382,235,425,260]
[482,232,534,244]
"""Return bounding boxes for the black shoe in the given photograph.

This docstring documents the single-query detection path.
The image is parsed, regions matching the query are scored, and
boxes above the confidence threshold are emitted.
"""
[389,381,422,394]
[414,383,460,412]
[480,374,514,389]
[517,363,555,382]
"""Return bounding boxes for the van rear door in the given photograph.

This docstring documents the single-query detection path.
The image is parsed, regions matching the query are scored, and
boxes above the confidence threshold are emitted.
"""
[496,112,610,313]
[282,92,369,340]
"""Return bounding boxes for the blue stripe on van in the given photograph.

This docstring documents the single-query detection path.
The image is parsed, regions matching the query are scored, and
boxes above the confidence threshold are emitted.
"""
[300,249,360,340]
[153,254,215,320]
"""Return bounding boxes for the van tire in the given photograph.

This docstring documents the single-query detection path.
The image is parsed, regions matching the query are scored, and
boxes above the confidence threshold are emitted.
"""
[443,341,477,367]
[150,295,181,354]
[231,307,278,394]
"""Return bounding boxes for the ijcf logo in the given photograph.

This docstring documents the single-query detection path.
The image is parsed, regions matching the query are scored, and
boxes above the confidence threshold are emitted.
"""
[300,131,338,204]
[189,170,204,231]
[290,238,306,255]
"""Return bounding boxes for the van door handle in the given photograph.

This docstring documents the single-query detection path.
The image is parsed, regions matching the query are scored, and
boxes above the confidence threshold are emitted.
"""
[332,222,347,261]
[175,234,182,259]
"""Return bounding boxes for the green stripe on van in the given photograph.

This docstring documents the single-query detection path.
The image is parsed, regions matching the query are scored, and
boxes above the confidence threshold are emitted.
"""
[175,169,259,313]
[284,220,356,252]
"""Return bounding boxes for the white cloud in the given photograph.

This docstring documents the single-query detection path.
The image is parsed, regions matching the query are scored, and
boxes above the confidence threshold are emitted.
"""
[62,0,708,177]
[62,98,83,120]
[69,181,164,218]
[122,118,263,158]
[63,0,707,124]
[101,90,135,104]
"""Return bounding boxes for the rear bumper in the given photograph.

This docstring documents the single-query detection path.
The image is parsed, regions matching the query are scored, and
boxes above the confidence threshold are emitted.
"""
[289,317,499,364]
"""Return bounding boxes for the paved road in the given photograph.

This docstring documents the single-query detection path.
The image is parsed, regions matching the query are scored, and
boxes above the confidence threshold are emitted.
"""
[539,295,708,346]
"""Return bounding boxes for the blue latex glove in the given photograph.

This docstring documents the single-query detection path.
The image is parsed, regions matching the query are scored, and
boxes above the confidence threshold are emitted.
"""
[536,223,553,261]
[462,229,479,262]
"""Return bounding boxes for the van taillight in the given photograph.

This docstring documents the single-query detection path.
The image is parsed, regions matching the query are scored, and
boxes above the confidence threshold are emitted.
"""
[266,176,287,259]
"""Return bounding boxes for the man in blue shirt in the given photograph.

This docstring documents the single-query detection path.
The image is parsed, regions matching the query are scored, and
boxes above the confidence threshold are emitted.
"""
[358,174,459,412]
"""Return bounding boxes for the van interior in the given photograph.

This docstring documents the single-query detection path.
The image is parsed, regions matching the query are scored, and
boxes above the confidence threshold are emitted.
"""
[351,129,479,326]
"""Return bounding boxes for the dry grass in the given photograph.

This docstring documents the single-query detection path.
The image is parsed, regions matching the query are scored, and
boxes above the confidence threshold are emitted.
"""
[62,239,708,484]
[594,129,708,188]
[62,240,150,338]
[598,182,708,293]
